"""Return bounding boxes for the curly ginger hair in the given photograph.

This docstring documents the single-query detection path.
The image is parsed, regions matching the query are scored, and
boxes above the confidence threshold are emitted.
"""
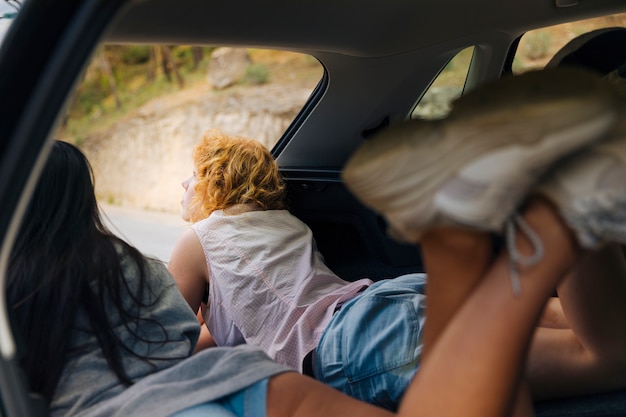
[191,130,287,220]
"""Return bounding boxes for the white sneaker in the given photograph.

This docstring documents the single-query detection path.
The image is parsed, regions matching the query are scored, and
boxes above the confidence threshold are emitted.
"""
[342,68,620,243]
[537,114,626,250]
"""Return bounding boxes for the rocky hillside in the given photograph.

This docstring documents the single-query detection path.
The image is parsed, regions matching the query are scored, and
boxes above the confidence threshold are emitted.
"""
[78,47,320,213]
[82,80,315,213]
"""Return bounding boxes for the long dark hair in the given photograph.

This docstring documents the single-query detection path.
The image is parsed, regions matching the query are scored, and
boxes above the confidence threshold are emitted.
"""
[7,140,163,402]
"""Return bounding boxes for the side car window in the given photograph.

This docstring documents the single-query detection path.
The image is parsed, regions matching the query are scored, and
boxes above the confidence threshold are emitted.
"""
[411,46,474,121]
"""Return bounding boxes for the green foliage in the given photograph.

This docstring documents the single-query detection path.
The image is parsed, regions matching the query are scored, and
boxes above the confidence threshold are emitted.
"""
[121,45,151,65]
[69,75,109,118]
[59,44,213,140]
[304,54,320,67]
[174,47,193,61]
[244,63,270,85]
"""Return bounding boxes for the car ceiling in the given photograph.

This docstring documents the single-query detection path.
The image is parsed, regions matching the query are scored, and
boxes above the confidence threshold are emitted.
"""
[103,0,626,171]
[107,0,625,57]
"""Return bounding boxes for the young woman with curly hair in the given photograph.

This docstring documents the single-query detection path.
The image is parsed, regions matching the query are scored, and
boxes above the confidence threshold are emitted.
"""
[170,75,626,414]
[171,130,420,410]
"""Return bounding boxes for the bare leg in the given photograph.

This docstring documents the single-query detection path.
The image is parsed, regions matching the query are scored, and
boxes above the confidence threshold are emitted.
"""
[528,243,626,398]
[536,297,570,329]
[420,229,492,356]
[400,198,580,417]
[419,222,532,417]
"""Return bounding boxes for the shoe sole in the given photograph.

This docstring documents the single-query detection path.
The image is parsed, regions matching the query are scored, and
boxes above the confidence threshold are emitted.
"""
[342,70,619,243]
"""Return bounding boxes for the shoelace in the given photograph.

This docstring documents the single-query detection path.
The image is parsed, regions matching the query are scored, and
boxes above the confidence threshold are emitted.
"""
[505,213,544,296]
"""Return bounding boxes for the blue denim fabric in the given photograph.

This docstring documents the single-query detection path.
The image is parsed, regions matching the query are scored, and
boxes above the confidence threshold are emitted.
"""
[170,378,268,417]
[314,273,427,411]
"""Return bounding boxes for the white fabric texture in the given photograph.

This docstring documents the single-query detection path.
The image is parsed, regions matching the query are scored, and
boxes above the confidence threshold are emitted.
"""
[193,209,372,371]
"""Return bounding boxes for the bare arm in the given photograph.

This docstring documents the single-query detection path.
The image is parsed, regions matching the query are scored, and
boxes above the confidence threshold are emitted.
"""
[194,308,217,352]
[267,373,392,417]
[168,227,209,314]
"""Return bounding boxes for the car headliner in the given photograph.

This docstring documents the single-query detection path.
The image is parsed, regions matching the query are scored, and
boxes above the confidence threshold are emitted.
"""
[108,0,622,57]
[106,0,626,170]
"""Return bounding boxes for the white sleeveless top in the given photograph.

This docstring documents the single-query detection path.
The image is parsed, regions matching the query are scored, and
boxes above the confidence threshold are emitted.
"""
[192,209,372,371]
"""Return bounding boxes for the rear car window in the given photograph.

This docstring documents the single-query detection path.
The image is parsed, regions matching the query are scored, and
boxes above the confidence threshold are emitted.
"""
[513,12,626,74]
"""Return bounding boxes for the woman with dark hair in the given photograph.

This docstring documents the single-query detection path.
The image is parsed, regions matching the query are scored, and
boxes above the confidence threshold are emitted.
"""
[6,140,289,416]
[8,140,164,402]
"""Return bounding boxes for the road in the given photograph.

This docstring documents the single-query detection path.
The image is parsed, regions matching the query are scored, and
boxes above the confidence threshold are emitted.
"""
[100,203,188,264]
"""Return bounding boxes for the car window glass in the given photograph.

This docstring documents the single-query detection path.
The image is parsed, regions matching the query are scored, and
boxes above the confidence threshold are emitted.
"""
[0,1,19,44]
[411,46,474,120]
[56,45,323,234]
[512,12,626,74]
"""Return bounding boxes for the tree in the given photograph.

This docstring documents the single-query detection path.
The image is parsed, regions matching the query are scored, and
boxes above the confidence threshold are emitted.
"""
[160,45,184,88]
[99,52,122,109]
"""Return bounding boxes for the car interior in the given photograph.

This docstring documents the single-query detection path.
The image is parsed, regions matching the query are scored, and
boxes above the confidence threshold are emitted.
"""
[1,0,626,416]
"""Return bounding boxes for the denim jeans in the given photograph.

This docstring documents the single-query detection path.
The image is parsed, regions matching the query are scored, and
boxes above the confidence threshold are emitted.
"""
[314,273,427,411]
[170,378,268,417]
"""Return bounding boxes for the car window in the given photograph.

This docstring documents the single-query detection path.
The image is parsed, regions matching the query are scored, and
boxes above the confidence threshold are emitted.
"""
[56,45,323,252]
[513,12,626,74]
[411,46,474,120]
[0,1,19,43]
